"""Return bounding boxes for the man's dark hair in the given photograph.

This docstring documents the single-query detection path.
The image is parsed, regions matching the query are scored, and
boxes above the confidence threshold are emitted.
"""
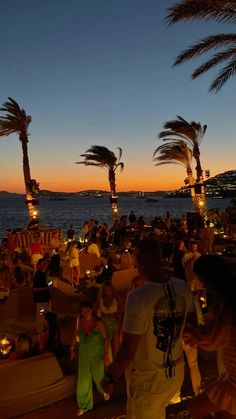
[80,300,94,309]
[136,238,162,281]
[37,257,47,266]
[136,238,161,258]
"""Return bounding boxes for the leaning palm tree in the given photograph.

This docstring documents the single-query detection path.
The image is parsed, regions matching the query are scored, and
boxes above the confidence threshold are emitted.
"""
[157,116,207,216]
[166,0,236,92]
[153,140,199,210]
[76,145,124,221]
[0,97,39,224]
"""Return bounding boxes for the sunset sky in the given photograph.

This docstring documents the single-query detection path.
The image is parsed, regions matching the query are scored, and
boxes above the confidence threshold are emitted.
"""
[0,0,235,193]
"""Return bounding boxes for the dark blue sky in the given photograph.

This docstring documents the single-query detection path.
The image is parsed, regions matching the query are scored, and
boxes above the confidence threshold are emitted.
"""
[0,0,235,191]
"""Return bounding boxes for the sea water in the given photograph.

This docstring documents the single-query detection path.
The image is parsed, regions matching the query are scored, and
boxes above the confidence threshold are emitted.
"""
[0,195,232,240]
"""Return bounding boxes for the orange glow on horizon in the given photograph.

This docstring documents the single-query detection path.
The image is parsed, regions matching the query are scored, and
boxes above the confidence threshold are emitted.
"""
[0,161,234,194]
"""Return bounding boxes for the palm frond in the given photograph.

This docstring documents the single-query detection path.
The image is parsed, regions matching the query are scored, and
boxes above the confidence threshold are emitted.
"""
[157,116,207,160]
[174,34,236,65]
[154,140,192,159]
[76,145,124,172]
[116,147,123,162]
[166,1,236,25]
[162,118,197,145]
[161,135,194,149]
[0,128,18,136]
[0,97,31,136]
[0,97,26,120]
[209,55,236,91]
[191,48,236,79]
[75,161,106,168]
[158,130,190,141]
[167,2,236,91]
[84,145,117,165]
[154,160,185,168]
[0,117,20,133]
[115,162,124,172]
[153,141,193,170]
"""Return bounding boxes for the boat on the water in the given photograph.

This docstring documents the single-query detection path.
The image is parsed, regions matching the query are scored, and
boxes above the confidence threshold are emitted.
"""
[94,193,105,198]
[50,195,67,201]
[137,192,145,199]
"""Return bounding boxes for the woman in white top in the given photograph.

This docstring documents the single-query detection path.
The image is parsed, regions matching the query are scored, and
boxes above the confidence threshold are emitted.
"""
[96,280,122,360]
[87,239,101,259]
[67,241,80,287]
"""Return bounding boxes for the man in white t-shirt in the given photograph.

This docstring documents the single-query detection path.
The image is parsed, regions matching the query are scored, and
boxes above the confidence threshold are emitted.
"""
[103,238,193,419]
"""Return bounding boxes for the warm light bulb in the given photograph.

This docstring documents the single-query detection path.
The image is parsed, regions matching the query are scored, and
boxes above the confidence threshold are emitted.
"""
[0,337,9,346]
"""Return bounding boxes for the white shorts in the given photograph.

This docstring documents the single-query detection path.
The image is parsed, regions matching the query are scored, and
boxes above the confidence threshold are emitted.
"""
[125,366,184,419]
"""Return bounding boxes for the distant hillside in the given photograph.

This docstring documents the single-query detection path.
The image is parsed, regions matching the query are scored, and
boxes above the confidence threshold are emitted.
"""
[1,170,235,197]
[0,191,23,197]
[205,170,236,197]
[165,170,236,198]
[206,170,236,186]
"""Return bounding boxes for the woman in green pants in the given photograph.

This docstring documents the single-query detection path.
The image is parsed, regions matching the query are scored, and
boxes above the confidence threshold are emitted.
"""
[70,300,110,416]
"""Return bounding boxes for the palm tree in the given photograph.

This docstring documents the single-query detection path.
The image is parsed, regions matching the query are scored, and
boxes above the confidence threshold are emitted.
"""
[0,97,39,224]
[156,116,207,216]
[153,140,198,209]
[76,145,124,221]
[166,0,236,92]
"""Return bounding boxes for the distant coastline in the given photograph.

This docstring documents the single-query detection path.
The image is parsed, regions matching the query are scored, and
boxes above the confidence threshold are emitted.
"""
[0,191,23,197]
[1,169,235,198]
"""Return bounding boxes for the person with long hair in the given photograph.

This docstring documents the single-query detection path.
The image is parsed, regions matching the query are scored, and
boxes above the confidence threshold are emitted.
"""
[97,280,122,360]
[8,333,32,361]
[184,255,236,419]
[70,300,110,416]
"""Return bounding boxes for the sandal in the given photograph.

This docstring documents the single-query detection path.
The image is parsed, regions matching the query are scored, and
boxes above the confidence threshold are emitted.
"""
[103,392,110,402]
[76,408,87,416]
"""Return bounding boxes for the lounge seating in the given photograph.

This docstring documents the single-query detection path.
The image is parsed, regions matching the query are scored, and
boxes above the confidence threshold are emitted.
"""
[0,287,81,345]
[0,352,76,418]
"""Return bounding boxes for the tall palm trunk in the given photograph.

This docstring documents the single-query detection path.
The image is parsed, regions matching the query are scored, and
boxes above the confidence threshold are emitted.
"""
[20,133,31,190]
[194,154,206,218]
[156,116,207,218]
[20,132,39,222]
[109,168,118,222]
[77,145,124,224]
[186,168,197,211]
[0,97,40,225]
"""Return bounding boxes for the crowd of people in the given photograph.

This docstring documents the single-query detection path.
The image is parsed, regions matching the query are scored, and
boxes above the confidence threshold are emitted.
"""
[0,205,236,418]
